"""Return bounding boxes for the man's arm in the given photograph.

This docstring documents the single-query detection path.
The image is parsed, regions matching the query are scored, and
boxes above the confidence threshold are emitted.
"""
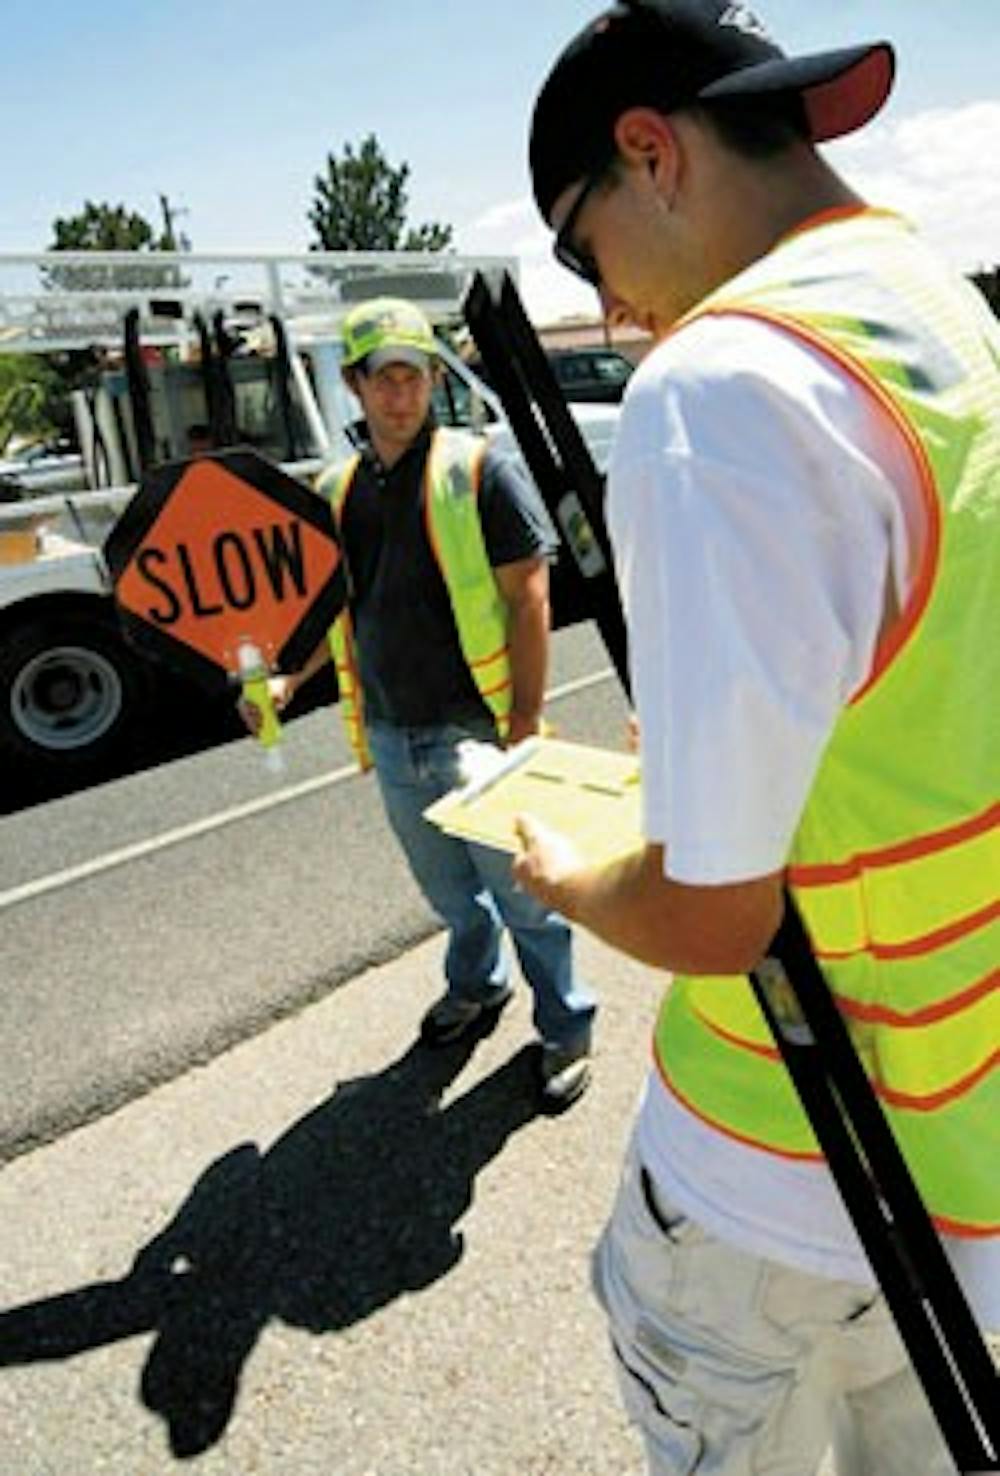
[513,819,783,974]
[280,635,332,704]
[494,556,550,746]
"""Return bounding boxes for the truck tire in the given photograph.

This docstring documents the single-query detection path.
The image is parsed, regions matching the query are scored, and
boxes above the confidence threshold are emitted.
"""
[0,609,151,777]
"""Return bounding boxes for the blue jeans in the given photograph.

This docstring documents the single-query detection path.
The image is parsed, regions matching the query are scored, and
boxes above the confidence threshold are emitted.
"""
[367,719,596,1048]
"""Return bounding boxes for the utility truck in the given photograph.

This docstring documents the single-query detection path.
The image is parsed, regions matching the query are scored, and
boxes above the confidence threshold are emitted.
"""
[0,251,618,781]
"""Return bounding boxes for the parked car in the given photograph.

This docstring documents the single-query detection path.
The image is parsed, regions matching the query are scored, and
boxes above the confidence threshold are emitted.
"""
[469,346,635,405]
[546,347,635,403]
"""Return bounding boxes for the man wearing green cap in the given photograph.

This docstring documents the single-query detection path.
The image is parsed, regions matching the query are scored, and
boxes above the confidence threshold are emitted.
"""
[249,296,595,1109]
[512,1,999,1472]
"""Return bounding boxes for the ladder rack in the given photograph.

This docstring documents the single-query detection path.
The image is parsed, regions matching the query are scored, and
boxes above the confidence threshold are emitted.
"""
[0,251,518,354]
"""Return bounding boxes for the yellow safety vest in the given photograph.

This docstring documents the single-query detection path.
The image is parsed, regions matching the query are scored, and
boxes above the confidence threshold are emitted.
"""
[317,427,513,771]
[653,207,1000,1236]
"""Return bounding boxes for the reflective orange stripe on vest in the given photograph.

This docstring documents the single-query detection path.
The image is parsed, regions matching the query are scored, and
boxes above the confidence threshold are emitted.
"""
[790,803,999,960]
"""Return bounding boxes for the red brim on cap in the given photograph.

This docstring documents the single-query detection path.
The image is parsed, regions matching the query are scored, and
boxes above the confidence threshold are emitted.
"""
[802,47,895,141]
[701,43,895,142]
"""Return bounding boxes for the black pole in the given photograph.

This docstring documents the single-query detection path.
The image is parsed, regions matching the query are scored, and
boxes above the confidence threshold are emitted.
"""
[753,915,999,1471]
[269,315,300,462]
[122,307,155,472]
[211,311,239,448]
[465,273,630,681]
[192,312,225,451]
[463,269,999,1473]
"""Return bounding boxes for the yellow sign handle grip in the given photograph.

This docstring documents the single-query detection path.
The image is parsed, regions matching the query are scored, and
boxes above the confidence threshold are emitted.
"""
[241,673,282,749]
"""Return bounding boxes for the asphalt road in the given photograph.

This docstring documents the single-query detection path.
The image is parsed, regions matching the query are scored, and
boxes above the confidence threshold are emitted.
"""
[0,624,630,1164]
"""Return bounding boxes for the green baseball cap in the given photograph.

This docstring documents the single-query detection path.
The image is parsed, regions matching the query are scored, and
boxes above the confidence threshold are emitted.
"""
[340,297,437,371]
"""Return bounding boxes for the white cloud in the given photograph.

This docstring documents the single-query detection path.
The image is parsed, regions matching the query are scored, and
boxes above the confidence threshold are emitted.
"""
[458,100,1000,325]
[827,100,1000,274]
[470,199,533,234]
[466,196,536,243]
[459,197,598,325]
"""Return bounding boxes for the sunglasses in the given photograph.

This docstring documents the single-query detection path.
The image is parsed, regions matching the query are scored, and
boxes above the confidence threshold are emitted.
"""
[552,172,603,287]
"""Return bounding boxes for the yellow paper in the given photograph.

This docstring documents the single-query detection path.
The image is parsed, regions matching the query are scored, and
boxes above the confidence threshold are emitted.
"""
[424,736,643,868]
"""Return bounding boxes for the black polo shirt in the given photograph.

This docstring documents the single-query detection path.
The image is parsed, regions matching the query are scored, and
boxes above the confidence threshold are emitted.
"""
[339,426,555,728]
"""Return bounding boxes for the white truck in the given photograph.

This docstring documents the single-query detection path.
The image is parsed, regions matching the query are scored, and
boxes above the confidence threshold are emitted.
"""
[0,251,618,780]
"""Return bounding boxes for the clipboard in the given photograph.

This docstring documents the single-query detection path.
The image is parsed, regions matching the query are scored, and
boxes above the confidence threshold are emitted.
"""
[423,737,643,868]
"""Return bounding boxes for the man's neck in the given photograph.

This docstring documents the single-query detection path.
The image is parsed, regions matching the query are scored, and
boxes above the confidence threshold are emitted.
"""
[713,147,864,279]
[367,421,431,472]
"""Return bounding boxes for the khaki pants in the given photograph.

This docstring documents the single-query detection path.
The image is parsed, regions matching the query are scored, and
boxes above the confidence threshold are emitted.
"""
[593,1141,961,1476]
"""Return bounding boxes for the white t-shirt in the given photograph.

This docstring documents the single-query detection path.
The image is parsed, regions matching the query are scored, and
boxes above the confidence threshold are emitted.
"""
[608,314,998,1327]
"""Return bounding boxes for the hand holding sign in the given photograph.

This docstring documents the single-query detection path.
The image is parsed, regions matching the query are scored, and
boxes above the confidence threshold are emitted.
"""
[237,670,298,737]
[105,449,346,691]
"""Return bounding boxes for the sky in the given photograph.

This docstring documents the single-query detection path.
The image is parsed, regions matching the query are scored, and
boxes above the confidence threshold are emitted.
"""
[3,1,999,324]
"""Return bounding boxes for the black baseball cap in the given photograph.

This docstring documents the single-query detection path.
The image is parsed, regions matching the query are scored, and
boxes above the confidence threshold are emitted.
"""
[530,0,895,221]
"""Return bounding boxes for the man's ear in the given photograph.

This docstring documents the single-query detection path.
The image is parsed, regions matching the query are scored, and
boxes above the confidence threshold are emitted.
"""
[612,107,678,184]
[342,366,360,393]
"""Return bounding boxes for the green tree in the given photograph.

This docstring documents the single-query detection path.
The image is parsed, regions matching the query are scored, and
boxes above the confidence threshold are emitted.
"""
[308,135,453,252]
[0,355,63,456]
[51,200,164,252]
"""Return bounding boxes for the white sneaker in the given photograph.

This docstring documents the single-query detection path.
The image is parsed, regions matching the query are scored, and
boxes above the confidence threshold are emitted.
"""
[539,1038,592,1111]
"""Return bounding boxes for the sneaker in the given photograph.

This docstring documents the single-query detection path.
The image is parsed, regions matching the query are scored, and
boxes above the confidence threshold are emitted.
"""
[419,987,513,1048]
[539,1037,592,1112]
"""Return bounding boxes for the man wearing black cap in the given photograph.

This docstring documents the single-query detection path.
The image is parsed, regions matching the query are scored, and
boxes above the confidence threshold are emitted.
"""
[515,2,999,1471]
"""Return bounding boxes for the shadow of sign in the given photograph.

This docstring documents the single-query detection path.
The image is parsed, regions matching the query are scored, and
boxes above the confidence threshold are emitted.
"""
[0,1027,540,1458]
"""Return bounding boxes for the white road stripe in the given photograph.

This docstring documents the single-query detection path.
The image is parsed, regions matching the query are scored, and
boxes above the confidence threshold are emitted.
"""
[0,668,615,912]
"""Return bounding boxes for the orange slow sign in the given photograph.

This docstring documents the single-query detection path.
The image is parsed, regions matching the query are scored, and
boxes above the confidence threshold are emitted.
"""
[106,449,346,686]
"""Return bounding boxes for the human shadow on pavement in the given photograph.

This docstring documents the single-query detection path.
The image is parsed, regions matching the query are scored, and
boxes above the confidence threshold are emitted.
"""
[0,1025,542,1457]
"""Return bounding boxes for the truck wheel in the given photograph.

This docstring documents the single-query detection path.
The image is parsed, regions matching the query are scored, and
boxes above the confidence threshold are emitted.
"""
[0,612,151,776]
